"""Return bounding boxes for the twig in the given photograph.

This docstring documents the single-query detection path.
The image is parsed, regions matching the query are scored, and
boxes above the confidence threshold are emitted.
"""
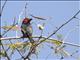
[37,10,80,46]
[23,10,80,59]
[8,40,25,59]
[24,44,35,60]
[0,42,10,60]
[0,0,10,60]
[0,0,7,16]
[37,29,43,42]
[74,17,80,20]
[0,36,80,47]
[25,2,27,18]
[2,22,18,36]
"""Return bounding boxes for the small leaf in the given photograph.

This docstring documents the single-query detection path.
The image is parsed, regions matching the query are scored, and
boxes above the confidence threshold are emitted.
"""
[2,25,20,31]
[56,34,63,40]
[47,39,63,46]
[0,51,6,57]
[37,24,44,30]
[52,40,63,46]
[14,42,23,48]
[9,44,17,50]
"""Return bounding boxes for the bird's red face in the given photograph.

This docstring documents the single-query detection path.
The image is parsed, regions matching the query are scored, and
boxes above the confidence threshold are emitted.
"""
[23,18,32,24]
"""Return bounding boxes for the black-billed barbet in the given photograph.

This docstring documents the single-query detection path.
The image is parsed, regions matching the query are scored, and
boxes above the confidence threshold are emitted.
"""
[21,18,34,43]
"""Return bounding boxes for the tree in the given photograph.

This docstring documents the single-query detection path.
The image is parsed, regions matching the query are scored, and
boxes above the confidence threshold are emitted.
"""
[0,1,80,60]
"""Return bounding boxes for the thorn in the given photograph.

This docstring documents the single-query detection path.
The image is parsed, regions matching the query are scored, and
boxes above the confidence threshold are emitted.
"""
[0,14,1,17]
[60,56,64,59]
[73,16,76,18]
[0,35,2,38]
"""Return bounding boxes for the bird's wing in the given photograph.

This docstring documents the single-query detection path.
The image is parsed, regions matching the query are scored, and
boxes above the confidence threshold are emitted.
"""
[26,25,33,36]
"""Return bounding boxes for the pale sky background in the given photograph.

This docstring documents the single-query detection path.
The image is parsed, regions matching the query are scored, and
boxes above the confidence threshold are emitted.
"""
[1,1,80,60]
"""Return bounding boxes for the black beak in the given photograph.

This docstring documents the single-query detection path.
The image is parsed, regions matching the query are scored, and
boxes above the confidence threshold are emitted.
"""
[30,18,32,20]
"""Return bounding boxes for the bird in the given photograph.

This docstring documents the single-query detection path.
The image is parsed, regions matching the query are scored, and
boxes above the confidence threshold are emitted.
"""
[21,17,34,43]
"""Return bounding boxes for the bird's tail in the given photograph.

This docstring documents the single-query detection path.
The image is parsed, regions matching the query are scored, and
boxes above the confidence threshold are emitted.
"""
[26,34,34,44]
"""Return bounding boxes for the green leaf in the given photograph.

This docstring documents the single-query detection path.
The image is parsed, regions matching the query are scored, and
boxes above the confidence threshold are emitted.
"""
[0,51,6,57]
[56,34,63,40]
[52,40,62,46]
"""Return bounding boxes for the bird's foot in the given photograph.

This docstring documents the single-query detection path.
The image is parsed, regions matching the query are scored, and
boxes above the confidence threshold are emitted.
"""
[21,35,27,38]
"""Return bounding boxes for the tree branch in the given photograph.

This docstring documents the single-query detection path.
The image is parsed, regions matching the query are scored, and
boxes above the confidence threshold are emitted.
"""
[0,1,10,60]
[38,10,80,46]
[0,42,10,60]
[0,0,7,16]
[0,36,80,47]
[24,10,80,60]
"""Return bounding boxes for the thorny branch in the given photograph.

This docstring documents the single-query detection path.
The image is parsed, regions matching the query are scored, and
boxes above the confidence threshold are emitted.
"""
[0,2,28,60]
[8,40,25,59]
[1,2,28,37]
[0,0,7,16]
[0,36,80,47]
[0,1,80,60]
[38,10,80,45]
[23,10,80,60]
[0,0,11,60]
